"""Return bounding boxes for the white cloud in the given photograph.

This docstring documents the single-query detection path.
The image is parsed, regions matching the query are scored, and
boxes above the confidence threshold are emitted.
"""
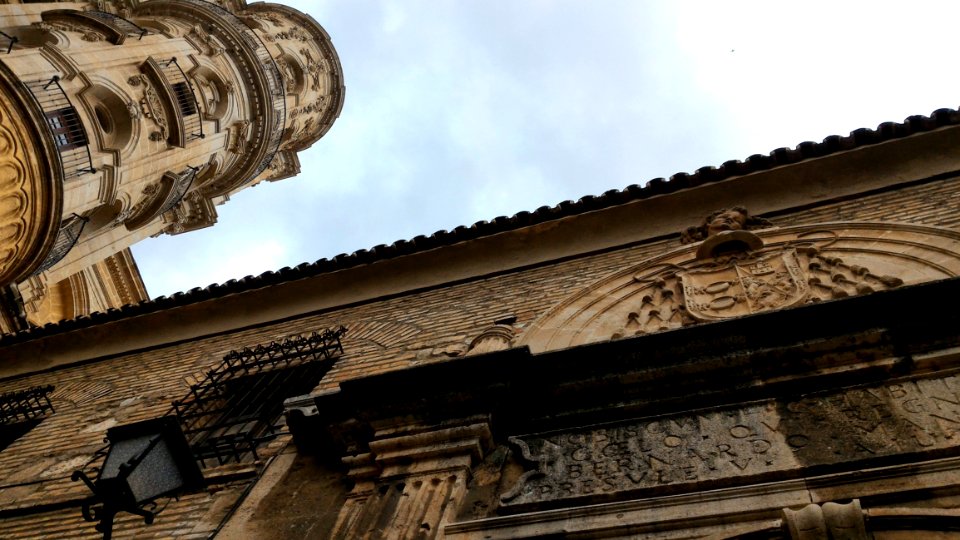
[134,1,960,297]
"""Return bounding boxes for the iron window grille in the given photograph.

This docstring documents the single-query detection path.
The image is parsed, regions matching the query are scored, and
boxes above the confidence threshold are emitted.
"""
[32,213,87,275]
[22,76,96,180]
[173,327,345,468]
[0,385,55,452]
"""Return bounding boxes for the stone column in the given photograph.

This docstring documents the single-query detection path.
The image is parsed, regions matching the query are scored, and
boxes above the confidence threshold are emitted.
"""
[331,417,492,540]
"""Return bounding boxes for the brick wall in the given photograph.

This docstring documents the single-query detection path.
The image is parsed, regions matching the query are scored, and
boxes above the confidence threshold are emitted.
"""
[0,175,956,536]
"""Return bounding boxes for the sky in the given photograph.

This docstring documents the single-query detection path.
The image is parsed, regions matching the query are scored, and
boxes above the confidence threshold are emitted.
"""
[132,1,960,299]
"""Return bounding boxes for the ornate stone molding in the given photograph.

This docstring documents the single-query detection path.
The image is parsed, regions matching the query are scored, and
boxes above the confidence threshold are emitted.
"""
[0,63,63,286]
[783,500,867,540]
[521,222,960,353]
[161,190,218,235]
[499,369,960,508]
[331,418,492,539]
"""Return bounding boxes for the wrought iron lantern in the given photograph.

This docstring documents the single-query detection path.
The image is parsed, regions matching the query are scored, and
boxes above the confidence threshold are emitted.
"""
[72,416,204,540]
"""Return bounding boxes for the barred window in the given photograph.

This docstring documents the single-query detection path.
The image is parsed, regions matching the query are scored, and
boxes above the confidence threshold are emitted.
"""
[173,327,344,467]
[46,107,88,150]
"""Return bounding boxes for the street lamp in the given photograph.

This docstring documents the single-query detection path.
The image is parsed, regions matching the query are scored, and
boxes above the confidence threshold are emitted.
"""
[73,416,203,540]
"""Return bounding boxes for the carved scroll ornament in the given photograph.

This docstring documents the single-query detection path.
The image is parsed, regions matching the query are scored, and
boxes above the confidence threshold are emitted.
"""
[521,222,960,353]
[0,78,60,285]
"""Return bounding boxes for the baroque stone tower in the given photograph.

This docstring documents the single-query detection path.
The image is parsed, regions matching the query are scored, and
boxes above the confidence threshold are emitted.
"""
[0,0,343,330]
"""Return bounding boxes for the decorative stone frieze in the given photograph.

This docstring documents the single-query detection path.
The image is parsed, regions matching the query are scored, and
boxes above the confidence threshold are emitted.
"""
[500,371,960,508]
[522,222,960,353]
[465,321,515,357]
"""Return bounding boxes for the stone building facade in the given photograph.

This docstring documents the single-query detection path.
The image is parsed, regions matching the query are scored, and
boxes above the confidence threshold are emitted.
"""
[0,0,343,330]
[0,102,957,538]
[1,2,960,539]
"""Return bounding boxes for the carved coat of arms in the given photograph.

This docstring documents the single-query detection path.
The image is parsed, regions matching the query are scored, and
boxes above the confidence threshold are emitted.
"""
[681,249,809,321]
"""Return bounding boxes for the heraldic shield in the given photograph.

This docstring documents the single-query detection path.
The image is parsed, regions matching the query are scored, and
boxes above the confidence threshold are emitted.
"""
[681,249,809,321]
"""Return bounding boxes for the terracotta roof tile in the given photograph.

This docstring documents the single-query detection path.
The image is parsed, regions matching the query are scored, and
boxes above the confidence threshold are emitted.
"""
[3,106,959,344]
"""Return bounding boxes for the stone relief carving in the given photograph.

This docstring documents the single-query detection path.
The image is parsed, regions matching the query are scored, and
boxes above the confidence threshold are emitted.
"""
[186,25,224,57]
[228,120,251,155]
[289,97,326,120]
[162,191,217,235]
[521,218,960,353]
[465,316,517,356]
[42,21,107,42]
[274,28,309,42]
[680,206,774,245]
[137,75,168,140]
[783,500,868,540]
[0,95,36,279]
[250,12,284,26]
[501,373,960,506]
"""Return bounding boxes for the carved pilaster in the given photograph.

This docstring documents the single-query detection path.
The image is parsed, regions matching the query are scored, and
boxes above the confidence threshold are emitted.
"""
[331,418,492,540]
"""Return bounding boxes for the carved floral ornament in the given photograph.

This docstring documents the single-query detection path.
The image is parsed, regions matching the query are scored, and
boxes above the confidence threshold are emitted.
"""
[519,211,960,353]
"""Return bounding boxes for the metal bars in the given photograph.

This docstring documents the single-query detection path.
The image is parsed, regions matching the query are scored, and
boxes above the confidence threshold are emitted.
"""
[0,30,16,54]
[160,58,204,141]
[22,76,96,180]
[172,327,345,467]
[32,214,87,275]
[157,166,197,216]
[0,385,55,425]
[83,11,148,40]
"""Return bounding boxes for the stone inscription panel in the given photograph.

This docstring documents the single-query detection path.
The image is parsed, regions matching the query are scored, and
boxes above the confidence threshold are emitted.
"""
[501,374,960,506]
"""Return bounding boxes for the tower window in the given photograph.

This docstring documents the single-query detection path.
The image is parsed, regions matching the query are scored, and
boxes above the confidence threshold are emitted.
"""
[46,107,88,150]
[172,82,197,117]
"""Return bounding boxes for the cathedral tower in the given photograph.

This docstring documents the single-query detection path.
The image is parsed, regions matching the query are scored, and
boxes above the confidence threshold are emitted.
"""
[0,0,343,329]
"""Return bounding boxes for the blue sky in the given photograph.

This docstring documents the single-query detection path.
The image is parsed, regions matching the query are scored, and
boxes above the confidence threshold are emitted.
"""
[132,1,960,298]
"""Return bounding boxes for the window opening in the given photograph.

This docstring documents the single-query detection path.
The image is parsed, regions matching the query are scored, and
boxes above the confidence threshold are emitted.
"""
[23,76,96,179]
[172,327,345,467]
[172,82,197,117]
[46,107,87,150]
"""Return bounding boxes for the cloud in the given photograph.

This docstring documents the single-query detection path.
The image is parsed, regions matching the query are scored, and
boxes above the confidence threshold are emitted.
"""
[134,1,960,298]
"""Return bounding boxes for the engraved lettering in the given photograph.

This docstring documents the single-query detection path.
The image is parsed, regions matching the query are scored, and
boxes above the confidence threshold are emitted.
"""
[502,373,960,506]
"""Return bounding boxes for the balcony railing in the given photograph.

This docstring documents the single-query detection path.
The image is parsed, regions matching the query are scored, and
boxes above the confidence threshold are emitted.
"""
[0,30,16,54]
[83,10,148,41]
[159,58,203,141]
[41,9,146,45]
[158,166,198,216]
[33,214,87,275]
[22,76,96,181]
